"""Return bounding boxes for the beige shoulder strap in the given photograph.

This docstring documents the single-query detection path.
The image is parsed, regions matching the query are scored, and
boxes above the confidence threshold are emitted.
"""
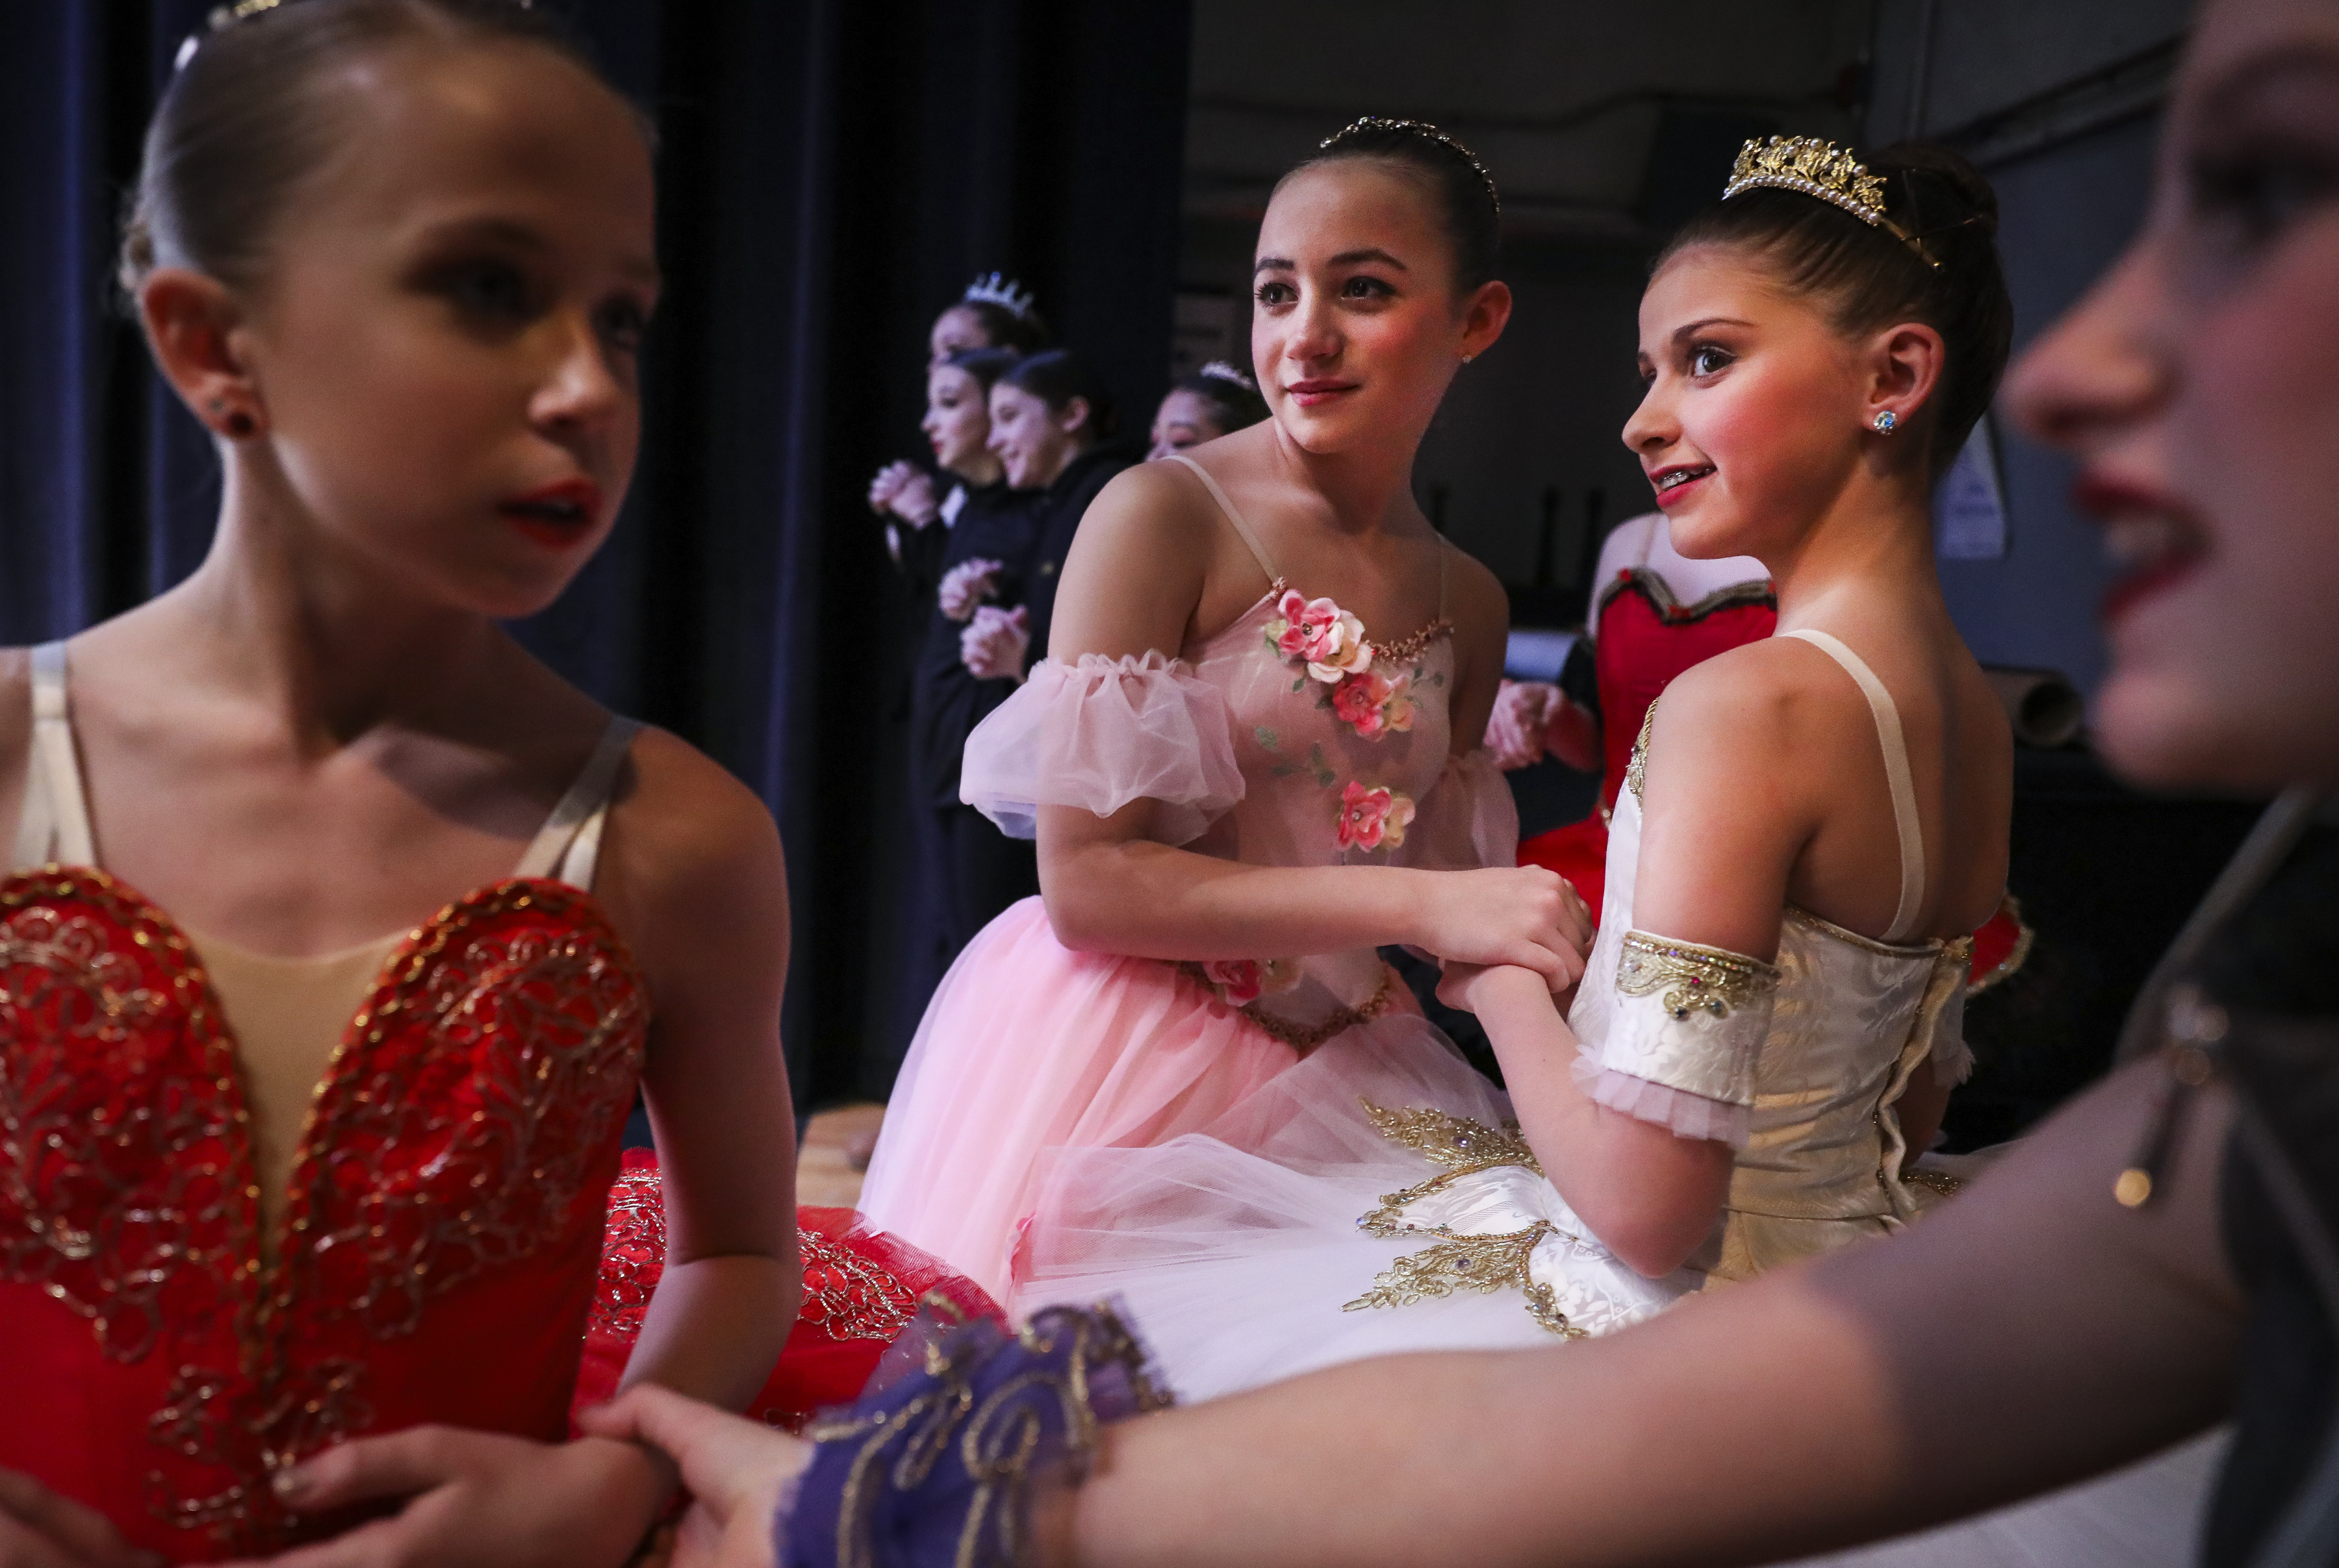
[513,716,643,891]
[1780,629,1925,942]
[9,641,96,872]
[1164,453,1281,589]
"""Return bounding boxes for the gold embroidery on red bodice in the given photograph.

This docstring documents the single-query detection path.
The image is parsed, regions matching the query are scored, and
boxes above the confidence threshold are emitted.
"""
[0,868,647,1551]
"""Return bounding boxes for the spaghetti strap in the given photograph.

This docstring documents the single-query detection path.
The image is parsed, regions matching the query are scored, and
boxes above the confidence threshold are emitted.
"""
[1780,629,1926,942]
[1164,453,1281,589]
[1437,537,1452,620]
[514,715,643,891]
[9,641,96,872]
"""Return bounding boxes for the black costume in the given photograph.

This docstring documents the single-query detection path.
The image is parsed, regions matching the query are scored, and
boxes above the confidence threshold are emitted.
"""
[2195,822,2339,1565]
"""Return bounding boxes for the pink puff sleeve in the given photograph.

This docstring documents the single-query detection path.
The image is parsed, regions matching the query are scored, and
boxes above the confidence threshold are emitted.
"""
[959,652,1246,845]
[1396,748,1520,871]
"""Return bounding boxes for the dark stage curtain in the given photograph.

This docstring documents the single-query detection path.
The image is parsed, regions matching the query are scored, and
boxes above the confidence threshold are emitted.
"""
[0,0,1192,1109]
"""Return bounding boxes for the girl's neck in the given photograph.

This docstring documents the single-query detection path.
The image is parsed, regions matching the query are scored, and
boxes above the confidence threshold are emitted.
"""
[1763,462,1944,628]
[155,473,504,750]
[1031,440,1090,492]
[949,451,1004,489]
[1264,418,1426,539]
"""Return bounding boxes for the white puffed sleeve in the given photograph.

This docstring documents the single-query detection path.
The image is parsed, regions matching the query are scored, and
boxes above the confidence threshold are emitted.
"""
[959,652,1245,844]
[1572,931,1783,1150]
[1395,748,1520,871]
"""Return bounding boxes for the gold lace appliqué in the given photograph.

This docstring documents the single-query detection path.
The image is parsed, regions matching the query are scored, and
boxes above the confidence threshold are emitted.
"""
[1624,701,1658,802]
[1342,1105,1585,1339]
[1616,931,1781,1020]
[1179,962,1397,1052]
[798,1229,919,1345]
[1374,617,1454,665]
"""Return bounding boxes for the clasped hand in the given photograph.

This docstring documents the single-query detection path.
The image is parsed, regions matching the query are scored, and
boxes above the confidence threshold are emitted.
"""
[866,462,939,527]
[1412,865,1592,1000]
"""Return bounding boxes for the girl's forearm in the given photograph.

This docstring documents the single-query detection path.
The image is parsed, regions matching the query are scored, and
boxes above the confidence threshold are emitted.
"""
[1468,966,1733,1276]
[1054,1276,1915,1568]
[1042,839,1433,961]
[625,1250,801,1411]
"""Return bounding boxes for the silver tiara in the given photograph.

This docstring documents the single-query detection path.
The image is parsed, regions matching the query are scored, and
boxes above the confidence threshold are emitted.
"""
[962,273,1037,322]
[1322,116,1501,216]
[1197,361,1257,392]
[183,0,532,70]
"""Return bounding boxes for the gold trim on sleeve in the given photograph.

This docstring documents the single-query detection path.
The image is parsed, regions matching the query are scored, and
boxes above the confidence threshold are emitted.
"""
[1624,701,1658,802]
[1616,931,1781,1020]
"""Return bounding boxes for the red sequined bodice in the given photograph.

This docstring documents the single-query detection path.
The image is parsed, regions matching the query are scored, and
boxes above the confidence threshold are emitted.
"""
[1592,569,1779,813]
[0,866,647,1561]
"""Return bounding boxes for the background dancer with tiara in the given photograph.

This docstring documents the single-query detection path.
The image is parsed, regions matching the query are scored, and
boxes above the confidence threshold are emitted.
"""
[858,118,1583,1306]
[1145,362,1272,460]
[867,273,1051,589]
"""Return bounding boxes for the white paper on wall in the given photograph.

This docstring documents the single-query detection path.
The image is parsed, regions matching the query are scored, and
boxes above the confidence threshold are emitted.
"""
[1935,418,2010,561]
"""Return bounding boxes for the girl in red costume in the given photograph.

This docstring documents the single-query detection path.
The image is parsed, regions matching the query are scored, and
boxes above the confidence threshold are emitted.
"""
[0,4,979,1565]
[1498,510,1773,916]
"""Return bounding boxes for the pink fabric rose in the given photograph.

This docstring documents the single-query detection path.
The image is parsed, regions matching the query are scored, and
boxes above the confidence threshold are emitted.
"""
[1336,781,1416,852]
[937,557,1004,622]
[1264,590,1372,683]
[1332,666,1417,740]
[1201,956,1300,1007]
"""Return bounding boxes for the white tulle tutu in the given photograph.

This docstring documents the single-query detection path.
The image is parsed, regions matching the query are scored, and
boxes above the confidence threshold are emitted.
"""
[1797,1428,2229,1567]
[1016,1017,1696,1402]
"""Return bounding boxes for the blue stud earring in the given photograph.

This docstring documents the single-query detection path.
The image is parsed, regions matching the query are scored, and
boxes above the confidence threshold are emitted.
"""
[1872,410,1898,435]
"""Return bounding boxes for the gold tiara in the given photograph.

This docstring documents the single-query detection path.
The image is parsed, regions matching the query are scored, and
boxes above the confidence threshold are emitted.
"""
[1722,136,1936,267]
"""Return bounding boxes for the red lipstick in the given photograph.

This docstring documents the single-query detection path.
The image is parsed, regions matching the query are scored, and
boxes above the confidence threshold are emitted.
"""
[498,477,603,549]
[2073,474,2209,629]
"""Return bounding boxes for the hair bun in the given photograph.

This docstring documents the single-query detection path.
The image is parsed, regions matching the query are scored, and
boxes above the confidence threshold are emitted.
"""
[1869,142,1999,243]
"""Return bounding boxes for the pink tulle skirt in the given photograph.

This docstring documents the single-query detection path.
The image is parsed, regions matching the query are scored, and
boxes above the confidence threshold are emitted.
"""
[860,897,1359,1304]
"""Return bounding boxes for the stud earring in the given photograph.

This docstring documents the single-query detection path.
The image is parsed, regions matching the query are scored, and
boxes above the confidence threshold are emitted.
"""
[1872,410,1898,435]
[1460,353,1476,364]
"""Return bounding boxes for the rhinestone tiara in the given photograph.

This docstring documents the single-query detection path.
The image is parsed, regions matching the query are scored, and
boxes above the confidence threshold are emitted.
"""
[1722,136,1936,267]
[1195,360,1256,391]
[1322,116,1501,216]
[961,272,1037,321]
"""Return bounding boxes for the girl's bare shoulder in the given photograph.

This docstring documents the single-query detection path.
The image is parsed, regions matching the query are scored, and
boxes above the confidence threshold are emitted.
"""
[1438,542,1509,669]
[0,648,34,865]
[596,725,789,978]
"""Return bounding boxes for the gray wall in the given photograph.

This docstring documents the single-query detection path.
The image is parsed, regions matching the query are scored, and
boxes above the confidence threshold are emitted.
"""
[1869,0,2194,696]
[1940,114,2158,696]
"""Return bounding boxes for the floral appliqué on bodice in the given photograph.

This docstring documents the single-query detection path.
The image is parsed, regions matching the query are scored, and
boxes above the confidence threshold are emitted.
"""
[1179,585,1458,1043]
[0,866,645,1554]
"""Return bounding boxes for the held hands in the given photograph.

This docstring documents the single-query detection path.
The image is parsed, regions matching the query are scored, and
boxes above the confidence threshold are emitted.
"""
[866,462,940,528]
[0,1471,160,1568]
[1412,866,1592,995]
[1483,681,1602,775]
[1485,680,1555,772]
[578,1390,806,1568]
[960,605,1031,683]
[936,558,1004,623]
[196,1430,672,1568]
